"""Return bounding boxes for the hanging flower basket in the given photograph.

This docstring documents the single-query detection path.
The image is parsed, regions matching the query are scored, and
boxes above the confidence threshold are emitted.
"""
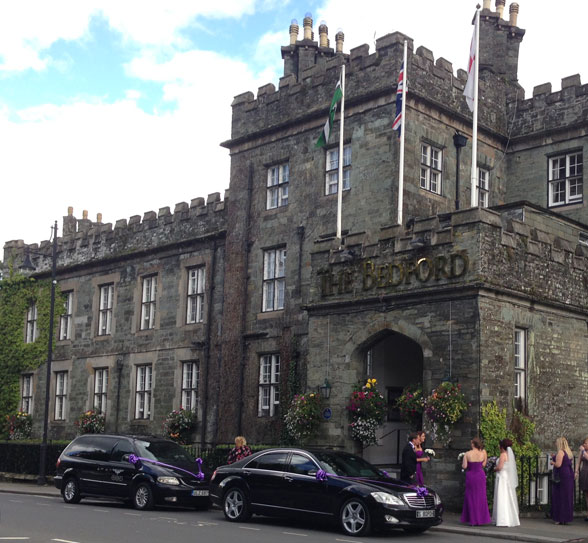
[346,378,387,447]
[425,381,468,447]
[283,393,323,442]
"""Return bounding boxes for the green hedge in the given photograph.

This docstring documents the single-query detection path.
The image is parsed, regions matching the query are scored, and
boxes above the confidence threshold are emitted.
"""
[0,441,69,475]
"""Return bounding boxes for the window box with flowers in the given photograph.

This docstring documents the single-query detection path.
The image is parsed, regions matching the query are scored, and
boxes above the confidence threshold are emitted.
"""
[425,381,468,447]
[395,384,425,428]
[284,393,323,443]
[346,378,387,447]
[5,411,33,440]
[163,408,196,444]
[75,410,105,434]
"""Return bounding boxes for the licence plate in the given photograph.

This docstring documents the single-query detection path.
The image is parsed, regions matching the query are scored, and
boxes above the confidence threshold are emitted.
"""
[191,490,209,497]
[416,510,434,518]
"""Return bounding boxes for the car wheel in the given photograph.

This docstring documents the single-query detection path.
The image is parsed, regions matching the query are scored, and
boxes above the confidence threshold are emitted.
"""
[340,498,371,537]
[223,487,251,522]
[62,477,82,504]
[132,482,154,510]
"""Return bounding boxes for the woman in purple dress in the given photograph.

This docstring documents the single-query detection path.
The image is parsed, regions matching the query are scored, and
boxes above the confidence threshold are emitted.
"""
[415,431,430,485]
[551,436,574,524]
[460,437,492,526]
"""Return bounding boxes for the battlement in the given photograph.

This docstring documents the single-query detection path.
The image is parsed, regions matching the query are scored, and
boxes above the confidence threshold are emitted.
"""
[226,28,516,145]
[508,74,588,137]
[3,191,229,274]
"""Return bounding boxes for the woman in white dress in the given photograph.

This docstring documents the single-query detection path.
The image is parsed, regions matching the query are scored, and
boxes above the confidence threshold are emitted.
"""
[492,438,520,527]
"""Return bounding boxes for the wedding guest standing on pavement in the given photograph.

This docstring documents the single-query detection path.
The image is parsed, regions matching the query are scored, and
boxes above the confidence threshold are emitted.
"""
[492,438,520,527]
[400,432,419,483]
[415,431,431,485]
[551,436,574,525]
[227,436,252,464]
[460,437,492,526]
[574,436,588,522]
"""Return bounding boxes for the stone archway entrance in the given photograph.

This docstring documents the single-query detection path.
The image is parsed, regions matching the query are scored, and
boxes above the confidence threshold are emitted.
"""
[361,331,423,467]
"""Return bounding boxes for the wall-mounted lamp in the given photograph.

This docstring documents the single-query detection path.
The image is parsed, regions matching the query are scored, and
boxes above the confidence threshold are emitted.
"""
[319,378,332,399]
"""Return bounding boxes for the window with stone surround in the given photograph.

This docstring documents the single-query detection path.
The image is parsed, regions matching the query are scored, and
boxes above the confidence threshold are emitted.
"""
[262,248,286,312]
[140,275,157,330]
[59,291,73,341]
[267,163,289,209]
[258,354,280,417]
[548,151,583,207]
[25,303,38,343]
[514,328,526,401]
[93,368,108,414]
[21,374,33,414]
[98,284,114,336]
[135,365,152,419]
[325,145,351,195]
[477,167,490,208]
[420,143,442,194]
[181,361,199,411]
[54,371,68,421]
[186,267,205,324]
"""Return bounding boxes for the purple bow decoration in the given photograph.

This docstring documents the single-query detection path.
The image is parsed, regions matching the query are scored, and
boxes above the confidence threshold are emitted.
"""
[316,469,328,481]
[128,454,139,464]
[382,470,391,478]
[416,486,429,498]
[195,457,204,480]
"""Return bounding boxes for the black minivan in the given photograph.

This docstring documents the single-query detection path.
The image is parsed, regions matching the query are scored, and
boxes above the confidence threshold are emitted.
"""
[54,434,209,510]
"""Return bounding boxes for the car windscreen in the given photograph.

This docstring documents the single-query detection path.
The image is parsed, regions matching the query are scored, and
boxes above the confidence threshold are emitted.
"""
[313,451,382,477]
[135,440,195,464]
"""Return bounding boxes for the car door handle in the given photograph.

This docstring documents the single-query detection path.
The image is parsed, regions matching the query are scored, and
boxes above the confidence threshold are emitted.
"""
[284,476,294,482]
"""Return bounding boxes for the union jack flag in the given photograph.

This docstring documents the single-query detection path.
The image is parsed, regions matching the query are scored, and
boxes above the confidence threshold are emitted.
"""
[392,63,404,137]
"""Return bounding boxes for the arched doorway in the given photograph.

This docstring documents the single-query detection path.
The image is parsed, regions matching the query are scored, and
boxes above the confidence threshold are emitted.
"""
[361,331,423,467]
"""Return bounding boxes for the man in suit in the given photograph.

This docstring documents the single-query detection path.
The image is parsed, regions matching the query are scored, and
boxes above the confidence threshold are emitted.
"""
[400,432,420,483]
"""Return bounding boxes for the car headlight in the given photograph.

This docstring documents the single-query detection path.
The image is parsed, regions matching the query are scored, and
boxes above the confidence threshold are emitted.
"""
[371,492,404,506]
[433,492,442,506]
[157,476,180,486]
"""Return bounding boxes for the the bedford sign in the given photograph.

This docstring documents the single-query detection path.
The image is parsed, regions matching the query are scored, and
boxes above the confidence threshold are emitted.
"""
[319,252,469,297]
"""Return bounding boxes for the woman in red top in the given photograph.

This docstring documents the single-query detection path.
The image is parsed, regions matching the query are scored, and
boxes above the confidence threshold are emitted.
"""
[227,436,252,464]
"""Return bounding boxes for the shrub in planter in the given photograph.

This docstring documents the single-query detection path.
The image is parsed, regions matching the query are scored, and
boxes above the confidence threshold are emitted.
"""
[75,410,105,434]
[5,411,32,440]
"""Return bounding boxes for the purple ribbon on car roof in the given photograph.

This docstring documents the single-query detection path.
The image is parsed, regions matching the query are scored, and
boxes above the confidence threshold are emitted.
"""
[128,454,205,480]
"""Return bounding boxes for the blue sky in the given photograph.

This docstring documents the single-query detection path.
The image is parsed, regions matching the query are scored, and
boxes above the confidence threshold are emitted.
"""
[1,0,586,247]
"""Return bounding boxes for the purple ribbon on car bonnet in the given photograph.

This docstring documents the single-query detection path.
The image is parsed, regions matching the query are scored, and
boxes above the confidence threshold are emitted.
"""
[128,454,205,480]
[415,486,429,498]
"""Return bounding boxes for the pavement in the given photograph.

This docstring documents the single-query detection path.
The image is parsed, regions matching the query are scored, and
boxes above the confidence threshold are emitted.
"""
[0,480,586,542]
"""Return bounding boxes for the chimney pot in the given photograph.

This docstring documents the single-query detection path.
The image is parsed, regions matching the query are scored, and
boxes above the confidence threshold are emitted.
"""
[319,21,328,48]
[483,0,491,9]
[289,19,299,45]
[495,0,505,19]
[303,13,313,40]
[509,2,519,26]
[96,213,102,223]
[82,210,88,220]
[335,29,344,53]
[67,206,73,216]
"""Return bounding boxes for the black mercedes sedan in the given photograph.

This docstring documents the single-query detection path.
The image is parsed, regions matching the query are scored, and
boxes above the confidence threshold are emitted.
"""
[210,447,443,536]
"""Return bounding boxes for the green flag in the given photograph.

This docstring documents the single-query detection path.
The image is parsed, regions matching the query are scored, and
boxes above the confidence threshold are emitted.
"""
[315,74,343,148]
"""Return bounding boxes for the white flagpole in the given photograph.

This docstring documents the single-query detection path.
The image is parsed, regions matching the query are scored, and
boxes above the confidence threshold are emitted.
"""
[397,40,407,225]
[470,7,480,207]
[336,64,345,241]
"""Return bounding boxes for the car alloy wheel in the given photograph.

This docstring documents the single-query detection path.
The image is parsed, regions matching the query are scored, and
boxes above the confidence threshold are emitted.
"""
[223,487,251,522]
[133,482,154,510]
[62,477,81,504]
[340,498,370,536]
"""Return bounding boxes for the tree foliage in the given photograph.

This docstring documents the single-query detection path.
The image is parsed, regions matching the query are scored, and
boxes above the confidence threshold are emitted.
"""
[0,267,62,434]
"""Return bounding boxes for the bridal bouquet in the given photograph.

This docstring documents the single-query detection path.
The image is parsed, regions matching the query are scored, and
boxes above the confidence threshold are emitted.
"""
[424,448,435,458]
[485,456,498,474]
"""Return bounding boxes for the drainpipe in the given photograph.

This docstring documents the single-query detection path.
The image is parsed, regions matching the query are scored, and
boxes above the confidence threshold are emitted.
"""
[114,357,124,433]
[453,132,468,211]
[200,238,218,446]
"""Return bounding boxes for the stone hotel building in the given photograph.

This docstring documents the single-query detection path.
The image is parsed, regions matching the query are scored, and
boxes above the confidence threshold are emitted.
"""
[3,0,588,498]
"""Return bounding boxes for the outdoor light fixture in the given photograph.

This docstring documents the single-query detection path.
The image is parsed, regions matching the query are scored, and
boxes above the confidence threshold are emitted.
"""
[20,220,58,486]
[319,378,332,400]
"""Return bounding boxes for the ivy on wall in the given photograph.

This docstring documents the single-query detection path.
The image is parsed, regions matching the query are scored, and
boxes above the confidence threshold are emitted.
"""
[0,266,63,431]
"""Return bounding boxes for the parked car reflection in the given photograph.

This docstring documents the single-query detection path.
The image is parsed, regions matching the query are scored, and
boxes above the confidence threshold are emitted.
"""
[210,447,443,536]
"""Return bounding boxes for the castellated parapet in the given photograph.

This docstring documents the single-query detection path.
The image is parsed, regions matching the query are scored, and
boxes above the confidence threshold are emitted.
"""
[507,74,588,137]
[3,191,229,273]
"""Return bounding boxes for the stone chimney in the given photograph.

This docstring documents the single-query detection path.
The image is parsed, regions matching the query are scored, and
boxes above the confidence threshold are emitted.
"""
[479,0,525,92]
[77,209,92,233]
[63,206,77,236]
[281,13,338,81]
[335,29,345,53]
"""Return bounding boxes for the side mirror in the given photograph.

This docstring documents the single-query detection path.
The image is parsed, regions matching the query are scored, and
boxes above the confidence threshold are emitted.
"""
[308,470,318,477]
